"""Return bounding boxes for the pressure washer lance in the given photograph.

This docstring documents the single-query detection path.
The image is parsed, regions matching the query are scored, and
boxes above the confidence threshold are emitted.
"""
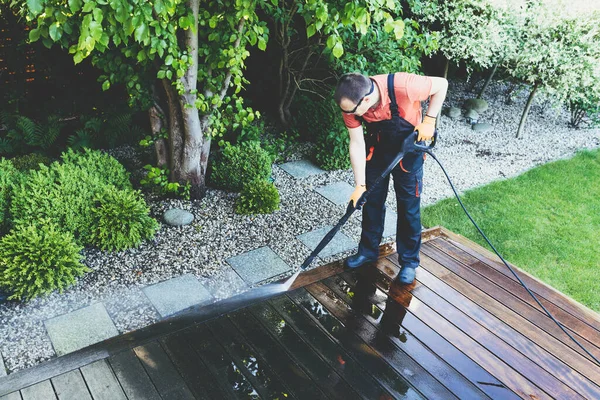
[282,130,600,367]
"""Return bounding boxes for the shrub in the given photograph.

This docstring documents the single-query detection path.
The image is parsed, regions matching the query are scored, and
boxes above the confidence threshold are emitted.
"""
[10,153,52,172]
[294,95,350,171]
[90,186,159,251]
[0,222,87,301]
[61,148,132,190]
[235,179,280,215]
[0,159,21,233]
[210,141,274,192]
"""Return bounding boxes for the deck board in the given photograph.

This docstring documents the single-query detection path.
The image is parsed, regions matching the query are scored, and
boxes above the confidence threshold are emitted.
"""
[1,227,599,399]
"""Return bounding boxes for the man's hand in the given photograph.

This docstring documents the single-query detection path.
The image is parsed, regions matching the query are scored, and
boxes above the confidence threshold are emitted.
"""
[415,115,436,141]
[349,185,367,208]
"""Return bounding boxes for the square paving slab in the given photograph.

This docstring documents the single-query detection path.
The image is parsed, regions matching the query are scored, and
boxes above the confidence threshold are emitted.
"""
[44,303,119,356]
[226,246,291,285]
[315,181,354,205]
[297,226,357,258]
[0,352,6,377]
[142,274,213,317]
[279,160,324,179]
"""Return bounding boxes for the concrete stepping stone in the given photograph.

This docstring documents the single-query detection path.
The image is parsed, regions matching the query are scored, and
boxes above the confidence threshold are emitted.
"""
[199,267,250,300]
[44,303,119,356]
[297,226,357,259]
[315,182,354,205]
[142,274,213,318]
[279,160,325,179]
[227,246,291,285]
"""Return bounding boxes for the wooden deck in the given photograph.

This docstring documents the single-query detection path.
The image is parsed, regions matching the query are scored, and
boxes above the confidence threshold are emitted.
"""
[1,227,599,399]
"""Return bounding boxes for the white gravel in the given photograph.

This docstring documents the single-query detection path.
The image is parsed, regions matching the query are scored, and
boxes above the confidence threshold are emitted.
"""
[0,79,598,374]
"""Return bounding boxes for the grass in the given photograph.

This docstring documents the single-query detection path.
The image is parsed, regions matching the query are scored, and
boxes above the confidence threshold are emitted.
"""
[422,149,600,312]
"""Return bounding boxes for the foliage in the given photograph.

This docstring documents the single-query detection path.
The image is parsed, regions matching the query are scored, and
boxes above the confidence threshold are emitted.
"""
[0,113,65,156]
[235,179,280,215]
[416,0,517,74]
[0,222,87,301]
[10,153,52,172]
[294,94,350,170]
[209,141,274,192]
[422,149,600,311]
[140,165,191,199]
[262,129,301,164]
[332,11,439,76]
[9,149,150,247]
[0,159,21,234]
[90,185,159,251]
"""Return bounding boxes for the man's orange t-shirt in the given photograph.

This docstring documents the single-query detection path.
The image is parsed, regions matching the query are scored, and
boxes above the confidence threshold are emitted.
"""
[342,73,432,129]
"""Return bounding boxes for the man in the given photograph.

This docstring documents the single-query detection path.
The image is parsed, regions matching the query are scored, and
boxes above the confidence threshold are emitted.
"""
[334,72,448,284]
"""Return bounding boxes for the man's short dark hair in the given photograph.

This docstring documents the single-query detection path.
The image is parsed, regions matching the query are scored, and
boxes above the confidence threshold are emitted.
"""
[334,73,371,105]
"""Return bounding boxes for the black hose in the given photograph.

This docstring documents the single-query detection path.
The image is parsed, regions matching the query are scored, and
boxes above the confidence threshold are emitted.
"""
[425,150,600,367]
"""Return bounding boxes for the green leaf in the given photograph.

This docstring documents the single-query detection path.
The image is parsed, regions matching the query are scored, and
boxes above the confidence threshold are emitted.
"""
[93,8,103,23]
[89,21,103,41]
[165,55,173,65]
[68,0,82,13]
[102,80,110,91]
[29,28,41,42]
[332,41,343,58]
[326,35,335,49]
[134,23,148,43]
[157,70,166,79]
[82,1,96,13]
[27,0,43,15]
[73,52,84,64]
[271,0,278,5]
[257,37,266,51]
[307,24,316,38]
[49,23,62,41]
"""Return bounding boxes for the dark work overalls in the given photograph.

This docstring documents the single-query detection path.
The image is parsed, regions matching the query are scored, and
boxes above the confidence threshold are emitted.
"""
[358,73,424,270]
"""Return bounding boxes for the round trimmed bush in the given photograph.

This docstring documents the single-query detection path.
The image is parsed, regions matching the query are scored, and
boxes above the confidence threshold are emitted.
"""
[0,159,21,234]
[0,222,87,301]
[210,141,273,192]
[61,148,132,190]
[90,186,159,251]
[235,179,280,215]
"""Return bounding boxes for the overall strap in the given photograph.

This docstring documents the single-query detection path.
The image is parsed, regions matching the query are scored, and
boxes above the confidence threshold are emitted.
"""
[387,73,399,117]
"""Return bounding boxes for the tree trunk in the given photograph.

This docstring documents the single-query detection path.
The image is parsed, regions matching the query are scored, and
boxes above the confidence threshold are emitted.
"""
[443,58,450,79]
[516,83,538,138]
[478,64,498,99]
[148,103,168,167]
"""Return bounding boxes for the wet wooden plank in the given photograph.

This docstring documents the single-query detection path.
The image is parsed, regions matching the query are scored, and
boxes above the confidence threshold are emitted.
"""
[249,301,360,399]
[407,267,600,399]
[183,323,261,399]
[398,256,600,394]
[414,247,600,363]
[439,227,600,331]
[269,293,394,399]
[368,264,554,399]
[133,342,194,400]
[51,369,92,400]
[423,241,600,349]
[298,283,463,399]
[80,360,126,400]
[159,331,230,400]
[0,392,21,400]
[287,288,429,400]
[207,316,295,399]
[19,381,56,400]
[326,270,518,399]
[108,349,161,400]
[227,309,328,400]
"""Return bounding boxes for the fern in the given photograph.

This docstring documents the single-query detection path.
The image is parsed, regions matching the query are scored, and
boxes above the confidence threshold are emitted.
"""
[67,130,93,150]
[0,139,13,156]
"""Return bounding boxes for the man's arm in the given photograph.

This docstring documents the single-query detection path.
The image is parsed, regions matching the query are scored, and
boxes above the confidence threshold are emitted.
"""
[416,76,448,141]
[425,77,448,118]
[348,125,367,206]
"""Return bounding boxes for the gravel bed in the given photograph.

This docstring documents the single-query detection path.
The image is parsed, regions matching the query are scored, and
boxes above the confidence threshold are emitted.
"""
[0,79,598,374]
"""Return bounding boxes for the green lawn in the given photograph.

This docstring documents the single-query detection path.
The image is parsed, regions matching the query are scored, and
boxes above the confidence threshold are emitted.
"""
[422,149,600,312]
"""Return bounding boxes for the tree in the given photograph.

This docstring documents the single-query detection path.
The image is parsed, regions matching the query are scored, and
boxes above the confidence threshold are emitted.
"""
[505,6,600,137]
[7,0,408,198]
